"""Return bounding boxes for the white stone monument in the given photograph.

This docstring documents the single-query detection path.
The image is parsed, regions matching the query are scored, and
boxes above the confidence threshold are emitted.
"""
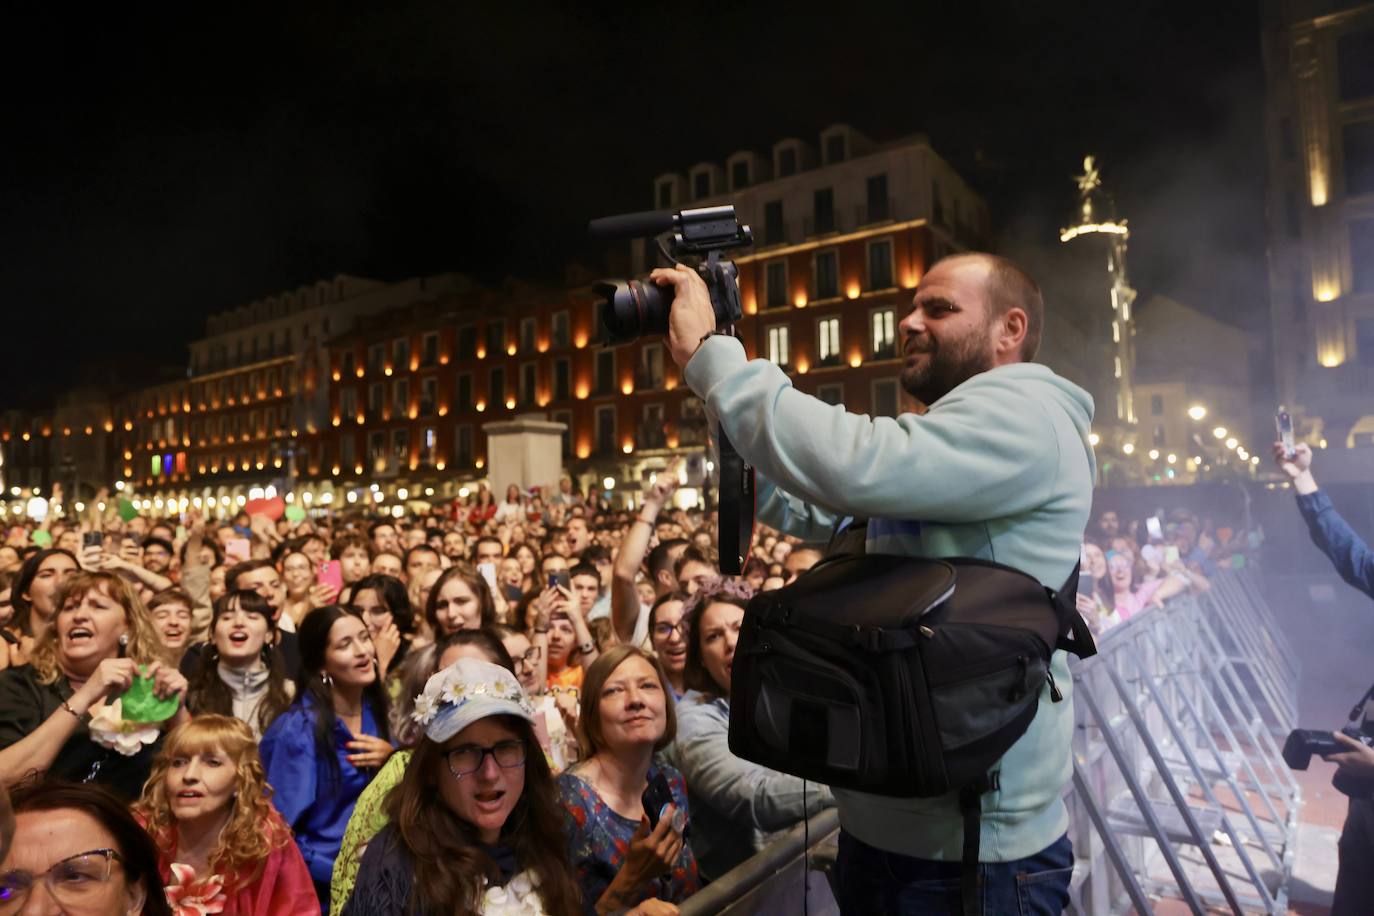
[482,414,567,498]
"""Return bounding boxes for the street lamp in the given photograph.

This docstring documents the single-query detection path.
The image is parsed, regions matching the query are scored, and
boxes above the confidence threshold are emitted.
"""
[1187,405,1207,421]
[1212,427,1227,439]
[1148,448,1160,460]
[1122,442,1135,455]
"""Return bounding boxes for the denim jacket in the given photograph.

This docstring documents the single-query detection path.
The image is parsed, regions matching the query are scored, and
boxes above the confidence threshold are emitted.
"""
[1297,490,1374,599]
[666,692,835,881]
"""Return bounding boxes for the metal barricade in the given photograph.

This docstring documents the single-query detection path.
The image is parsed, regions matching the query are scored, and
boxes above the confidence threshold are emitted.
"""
[682,571,1300,915]
[1066,571,1300,914]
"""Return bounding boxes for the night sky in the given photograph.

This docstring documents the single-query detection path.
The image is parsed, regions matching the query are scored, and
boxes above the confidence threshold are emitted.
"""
[2,2,1268,407]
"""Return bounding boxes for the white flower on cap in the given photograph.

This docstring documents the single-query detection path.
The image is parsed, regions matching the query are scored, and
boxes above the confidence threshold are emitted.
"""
[411,657,535,744]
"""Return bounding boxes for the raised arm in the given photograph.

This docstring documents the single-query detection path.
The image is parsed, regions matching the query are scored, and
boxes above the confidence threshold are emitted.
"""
[611,465,680,645]
[1276,442,1374,597]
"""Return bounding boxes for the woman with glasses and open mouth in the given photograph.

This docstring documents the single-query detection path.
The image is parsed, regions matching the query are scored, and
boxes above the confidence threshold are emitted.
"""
[342,657,583,916]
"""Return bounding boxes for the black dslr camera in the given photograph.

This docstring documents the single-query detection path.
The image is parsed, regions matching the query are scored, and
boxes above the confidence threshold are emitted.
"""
[1283,683,1374,797]
[589,206,752,343]
[588,205,755,574]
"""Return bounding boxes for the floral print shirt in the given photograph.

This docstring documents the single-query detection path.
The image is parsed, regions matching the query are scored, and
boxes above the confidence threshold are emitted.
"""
[557,764,699,915]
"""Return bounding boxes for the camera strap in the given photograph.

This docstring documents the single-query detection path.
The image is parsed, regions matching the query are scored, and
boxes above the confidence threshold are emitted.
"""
[716,423,755,576]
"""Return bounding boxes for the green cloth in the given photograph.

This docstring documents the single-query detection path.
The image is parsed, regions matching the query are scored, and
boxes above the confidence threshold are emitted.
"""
[285,504,306,522]
[118,667,180,723]
[329,748,411,916]
[117,497,138,522]
[30,530,52,547]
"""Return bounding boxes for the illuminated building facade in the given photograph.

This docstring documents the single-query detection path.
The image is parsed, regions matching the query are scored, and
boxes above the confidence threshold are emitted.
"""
[1263,1,1374,473]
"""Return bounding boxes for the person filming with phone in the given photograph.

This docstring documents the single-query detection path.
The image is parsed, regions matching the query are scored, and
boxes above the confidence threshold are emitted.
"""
[1272,436,1374,914]
[653,252,1095,913]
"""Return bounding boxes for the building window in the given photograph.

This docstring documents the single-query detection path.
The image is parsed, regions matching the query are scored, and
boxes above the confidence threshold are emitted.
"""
[340,387,356,420]
[420,427,437,467]
[393,337,410,370]
[641,403,666,448]
[813,188,835,235]
[872,379,899,417]
[1343,121,1374,197]
[1357,319,1374,367]
[866,174,890,222]
[777,146,797,177]
[369,431,387,474]
[766,261,788,309]
[815,250,838,299]
[640,343,665,389]
[420,378,437,416]
[520,317,537,353]
[368,344,385,374]
[1151,394,1164,416]
[825,133,846,164]
[764,200,784,246]
[867,240,894,289]
[457,326,477,360]
[818,383,844,406]
[818,317,841,366]
[693,170,710,199]
[369,383,385,413]
[767,325,790,368]
[595,406,616,455]
[871,308,896,358]
[490,367,506,406]
[485,321,505,357]
[455,426,473,467]
[551,410,572,456]
[393,379,409,416]
[731,160,750,190]
[554,358,571,401]
[521,362,538,406]
[457,374,472,411]
[1153,424,1167,446]
[421,332,439,367]
[340,434,355,469]
[656,180,674,210]
[1336,27,1374,102]
[392,429,410,470]
[551,311,570,349]
[595,350,615,395]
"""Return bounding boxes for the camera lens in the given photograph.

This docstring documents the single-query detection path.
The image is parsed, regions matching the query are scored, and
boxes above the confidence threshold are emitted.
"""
[594,279,672,343]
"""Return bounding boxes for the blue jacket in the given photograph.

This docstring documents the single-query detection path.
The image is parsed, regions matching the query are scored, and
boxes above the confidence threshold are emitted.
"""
[260,696,388,884]
[684,339,1096,862]
[1297,489,1374,598]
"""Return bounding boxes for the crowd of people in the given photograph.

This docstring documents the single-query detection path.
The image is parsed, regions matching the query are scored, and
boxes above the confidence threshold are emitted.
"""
[1076,505,1260,636]
[0,468,833,915]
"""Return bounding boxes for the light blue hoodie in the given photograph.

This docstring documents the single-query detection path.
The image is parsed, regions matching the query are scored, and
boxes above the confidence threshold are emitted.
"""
[683,336,1096,862]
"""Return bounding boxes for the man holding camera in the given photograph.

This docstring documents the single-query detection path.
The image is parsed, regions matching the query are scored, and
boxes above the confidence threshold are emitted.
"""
[653,253,1095,913]
[1272,440,1374,914]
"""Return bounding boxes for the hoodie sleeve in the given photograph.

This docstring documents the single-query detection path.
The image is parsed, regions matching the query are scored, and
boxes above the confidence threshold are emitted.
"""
[684,337,1066,524]
[755,476,843,544]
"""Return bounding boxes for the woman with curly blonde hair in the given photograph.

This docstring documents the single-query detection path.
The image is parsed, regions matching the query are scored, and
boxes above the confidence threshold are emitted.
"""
[0,570,187,800]
[137,714,318,915]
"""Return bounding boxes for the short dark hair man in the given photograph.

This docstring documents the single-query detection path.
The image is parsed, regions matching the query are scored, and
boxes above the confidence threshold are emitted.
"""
[654,252,1094,912]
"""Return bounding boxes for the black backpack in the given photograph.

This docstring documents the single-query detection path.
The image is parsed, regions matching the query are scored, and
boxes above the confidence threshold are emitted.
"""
[727,550,1096,914]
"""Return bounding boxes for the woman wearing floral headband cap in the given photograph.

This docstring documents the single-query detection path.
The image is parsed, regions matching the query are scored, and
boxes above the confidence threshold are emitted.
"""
[343,657,585,915]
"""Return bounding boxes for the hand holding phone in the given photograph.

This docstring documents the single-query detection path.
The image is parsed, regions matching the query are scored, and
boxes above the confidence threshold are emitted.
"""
[1276,409,1296,460]
[317,560,344,596]
[477,562,499,594]
[224,537,251,564]
[548,570,571,591]
[1145,516,1163,543]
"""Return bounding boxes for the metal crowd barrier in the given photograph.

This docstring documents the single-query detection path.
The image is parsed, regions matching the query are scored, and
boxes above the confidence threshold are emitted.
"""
[1066,571,1300,915]
[684,571,1299,915]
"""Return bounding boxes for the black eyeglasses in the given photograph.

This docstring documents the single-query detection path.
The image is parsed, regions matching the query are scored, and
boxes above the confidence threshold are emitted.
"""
[0,848,124,911]
[445,740,527,778]
[653,620,690,640]
[512,646,542,671]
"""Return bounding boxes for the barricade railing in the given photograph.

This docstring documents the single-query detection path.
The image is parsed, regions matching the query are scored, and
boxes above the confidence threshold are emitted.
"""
[683,571,1299,915]
[1066,571,1300,915]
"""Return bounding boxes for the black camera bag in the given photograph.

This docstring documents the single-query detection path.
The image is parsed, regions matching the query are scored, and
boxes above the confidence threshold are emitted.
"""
[727,551,1097,914]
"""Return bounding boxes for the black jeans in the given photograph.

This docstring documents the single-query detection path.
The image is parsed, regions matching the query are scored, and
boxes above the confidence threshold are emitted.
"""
[834,831,1073,915]
[1333,796,1374,916]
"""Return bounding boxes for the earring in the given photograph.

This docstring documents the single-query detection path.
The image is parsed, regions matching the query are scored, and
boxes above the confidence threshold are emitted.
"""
[261,644,273,665]
[321,672,333,687]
